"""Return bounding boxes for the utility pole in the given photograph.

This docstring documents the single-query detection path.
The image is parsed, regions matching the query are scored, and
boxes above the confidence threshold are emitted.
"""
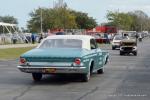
[141,23,142,32]
[40,8,43,34]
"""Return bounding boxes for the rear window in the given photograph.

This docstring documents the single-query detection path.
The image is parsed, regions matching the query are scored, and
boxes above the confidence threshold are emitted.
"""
[39,39,82,48]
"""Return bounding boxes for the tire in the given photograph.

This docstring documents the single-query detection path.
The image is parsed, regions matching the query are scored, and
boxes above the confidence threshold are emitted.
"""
[82,71,90,82]
[105,57,108,65]
[32,73,42,81]
[97,67,104,74]
[133,52,137,56]
[120,51,123,55]
[82,62,93,82]
[112,46,115,50]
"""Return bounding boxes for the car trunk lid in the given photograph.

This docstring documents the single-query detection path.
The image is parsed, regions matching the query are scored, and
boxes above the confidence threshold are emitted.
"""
[21,48,87,62]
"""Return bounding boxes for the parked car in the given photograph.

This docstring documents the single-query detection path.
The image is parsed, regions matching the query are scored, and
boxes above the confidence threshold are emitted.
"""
[18,35,109,82]
[111,35,123,50]
[93,33,110,44]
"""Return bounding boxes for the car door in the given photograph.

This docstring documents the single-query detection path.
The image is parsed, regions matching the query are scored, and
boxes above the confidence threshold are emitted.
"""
[90,39,99,70]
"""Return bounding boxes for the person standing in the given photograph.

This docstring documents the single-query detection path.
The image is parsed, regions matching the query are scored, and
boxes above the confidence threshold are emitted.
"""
[12,34,17,44]
[38,34,43,43]
[104,33,109,44]
[31,33,35,44]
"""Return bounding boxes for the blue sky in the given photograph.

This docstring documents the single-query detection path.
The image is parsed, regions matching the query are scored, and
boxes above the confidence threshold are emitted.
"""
[0,0,150,28]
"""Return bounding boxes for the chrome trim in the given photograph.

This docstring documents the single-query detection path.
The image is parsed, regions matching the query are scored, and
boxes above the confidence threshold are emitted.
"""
[17,66,86,69]
[17,66,86,74]
[83,59,90,62]
[83,54,97,59]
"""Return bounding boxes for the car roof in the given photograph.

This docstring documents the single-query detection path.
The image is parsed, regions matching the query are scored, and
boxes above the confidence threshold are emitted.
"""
[39,35,94,50]
[46,35,94,41]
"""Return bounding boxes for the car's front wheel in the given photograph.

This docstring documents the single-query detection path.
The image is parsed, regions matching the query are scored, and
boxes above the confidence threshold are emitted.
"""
[32,73,42,81]
[97,67,104,74]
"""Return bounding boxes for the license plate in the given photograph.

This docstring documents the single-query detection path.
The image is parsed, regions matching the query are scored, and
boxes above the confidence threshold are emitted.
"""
[42,68,56,73]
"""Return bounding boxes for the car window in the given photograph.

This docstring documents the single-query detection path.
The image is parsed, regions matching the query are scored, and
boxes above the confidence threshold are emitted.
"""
[39,39,82,48]
[90,39,97,49]
[114,36,122,40]
[122,36,130,39]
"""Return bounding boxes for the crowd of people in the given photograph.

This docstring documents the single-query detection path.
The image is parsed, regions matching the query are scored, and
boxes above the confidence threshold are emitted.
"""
[0,29,148,45]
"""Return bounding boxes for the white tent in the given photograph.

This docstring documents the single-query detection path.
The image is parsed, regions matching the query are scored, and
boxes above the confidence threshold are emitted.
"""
[0,22,17,33]
[0,22,28,44]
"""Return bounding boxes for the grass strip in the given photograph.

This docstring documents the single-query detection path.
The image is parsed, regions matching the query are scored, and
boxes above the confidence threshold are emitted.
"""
[0,47,34,60]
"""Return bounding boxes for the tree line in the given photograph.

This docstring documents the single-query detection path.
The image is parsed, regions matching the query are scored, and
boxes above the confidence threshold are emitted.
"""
[1,2,150,33]
[106,10,150,32]
[0,16,18,24]
[27,1,97,33]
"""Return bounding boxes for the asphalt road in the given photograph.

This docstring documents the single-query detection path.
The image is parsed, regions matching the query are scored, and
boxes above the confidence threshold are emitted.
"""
[0,38,150,100]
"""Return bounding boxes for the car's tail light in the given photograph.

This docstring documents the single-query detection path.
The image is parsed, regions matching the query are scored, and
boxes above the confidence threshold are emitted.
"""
[20,58,26,64]
[74,58,81,65]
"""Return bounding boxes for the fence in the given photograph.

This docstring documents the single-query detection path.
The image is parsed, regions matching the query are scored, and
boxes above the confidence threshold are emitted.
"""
[0,33,27,45]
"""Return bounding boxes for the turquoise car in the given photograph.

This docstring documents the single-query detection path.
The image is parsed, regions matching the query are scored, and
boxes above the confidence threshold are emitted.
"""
[18,35,109,82]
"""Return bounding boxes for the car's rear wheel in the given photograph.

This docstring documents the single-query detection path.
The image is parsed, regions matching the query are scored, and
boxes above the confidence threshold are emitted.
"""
[32,73,42,81]
[82,71,90,82]
[82,63,93,82]
[120,51,124,55]
[112,46,115,50]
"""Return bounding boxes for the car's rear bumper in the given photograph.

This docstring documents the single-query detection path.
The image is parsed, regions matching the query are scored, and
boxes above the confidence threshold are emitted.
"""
[112,45,120,48]
[120,49,137,53]
[120,51,136,53]
[17,66,87,74]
